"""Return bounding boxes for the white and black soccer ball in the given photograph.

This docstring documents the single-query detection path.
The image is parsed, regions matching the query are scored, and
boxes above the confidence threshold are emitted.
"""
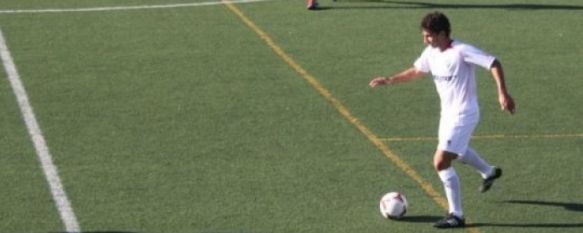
[379,192,408,219]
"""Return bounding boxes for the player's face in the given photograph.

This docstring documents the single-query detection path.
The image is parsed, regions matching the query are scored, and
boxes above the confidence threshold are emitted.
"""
[422,30,438,47]
[422,30,448,49]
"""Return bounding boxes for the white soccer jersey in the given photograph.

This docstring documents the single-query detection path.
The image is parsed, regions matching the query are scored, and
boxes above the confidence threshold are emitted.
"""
[414,40,496,118]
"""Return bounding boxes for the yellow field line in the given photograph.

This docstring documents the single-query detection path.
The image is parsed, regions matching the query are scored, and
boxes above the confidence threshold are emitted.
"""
[382,133,583,142]
[223,2,480,233]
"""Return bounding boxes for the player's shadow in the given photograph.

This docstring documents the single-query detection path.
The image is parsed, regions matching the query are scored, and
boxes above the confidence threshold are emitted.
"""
[398,215,442,223]
[49,231,143,233]
[329,0,583,11]
[505,199,583,212]
[467,222,583,228]
[466,200,583,228]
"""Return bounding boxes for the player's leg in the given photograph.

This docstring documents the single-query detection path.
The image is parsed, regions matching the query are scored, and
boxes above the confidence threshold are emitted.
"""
[458,147,502,192]
[432,117,477,228]
[458,147,494,178]
[433,150,465,228]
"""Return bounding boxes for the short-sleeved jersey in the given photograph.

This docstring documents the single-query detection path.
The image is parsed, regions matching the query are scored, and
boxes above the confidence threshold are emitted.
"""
[414,40,496,118]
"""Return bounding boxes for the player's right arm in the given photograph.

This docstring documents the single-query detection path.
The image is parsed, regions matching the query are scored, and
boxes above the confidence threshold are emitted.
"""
[489,59,516,114]
[369,67,427,88]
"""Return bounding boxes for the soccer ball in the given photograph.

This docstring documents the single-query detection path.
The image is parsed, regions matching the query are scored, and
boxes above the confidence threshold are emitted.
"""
[379,192,408,219]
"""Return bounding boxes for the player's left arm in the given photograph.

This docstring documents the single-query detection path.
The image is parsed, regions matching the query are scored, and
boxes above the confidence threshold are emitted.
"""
[489,59,516,114]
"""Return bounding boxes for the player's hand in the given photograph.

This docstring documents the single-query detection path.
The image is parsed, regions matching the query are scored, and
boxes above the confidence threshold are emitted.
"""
[499,93,516,114]
[370,77,389,88]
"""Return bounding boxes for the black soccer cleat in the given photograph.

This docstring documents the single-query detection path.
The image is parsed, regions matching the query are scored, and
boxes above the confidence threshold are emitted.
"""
[433,213,466,228]
[480,167,502,193]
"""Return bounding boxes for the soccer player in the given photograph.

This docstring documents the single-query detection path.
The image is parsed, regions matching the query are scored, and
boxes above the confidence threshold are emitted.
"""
[369,11,515,228]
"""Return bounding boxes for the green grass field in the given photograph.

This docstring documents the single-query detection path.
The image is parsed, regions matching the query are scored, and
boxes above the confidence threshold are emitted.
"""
[1,0,582,232]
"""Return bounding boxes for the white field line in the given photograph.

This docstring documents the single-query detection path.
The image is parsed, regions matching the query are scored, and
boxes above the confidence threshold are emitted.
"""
[0,0,274,14]
[0,28,80,233]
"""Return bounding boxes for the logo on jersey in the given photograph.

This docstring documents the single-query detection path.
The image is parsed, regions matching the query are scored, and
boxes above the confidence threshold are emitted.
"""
[433,75,455,82]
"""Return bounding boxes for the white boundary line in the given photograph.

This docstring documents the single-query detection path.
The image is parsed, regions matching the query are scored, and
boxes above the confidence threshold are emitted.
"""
[0,0,274,14]
[0,28,80,233]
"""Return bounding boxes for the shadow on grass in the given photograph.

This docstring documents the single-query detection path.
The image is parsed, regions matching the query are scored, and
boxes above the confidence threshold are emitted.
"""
[504,200,583,212]
[468,222,583,228]
[398,215,442,223]
[49,230,263,233]
[325,0,583,10]
[467,199,583,228]
[49,231,143,233]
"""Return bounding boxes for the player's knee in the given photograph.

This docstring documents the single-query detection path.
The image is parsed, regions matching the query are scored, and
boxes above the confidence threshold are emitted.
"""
[433,160,450,171]
[433,151,455,171]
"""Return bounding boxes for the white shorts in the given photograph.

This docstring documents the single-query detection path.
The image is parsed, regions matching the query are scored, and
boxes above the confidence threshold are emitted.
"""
[437,113,479,155]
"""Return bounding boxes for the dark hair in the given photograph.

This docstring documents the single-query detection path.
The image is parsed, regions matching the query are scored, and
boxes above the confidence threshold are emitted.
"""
[420,12,451,37]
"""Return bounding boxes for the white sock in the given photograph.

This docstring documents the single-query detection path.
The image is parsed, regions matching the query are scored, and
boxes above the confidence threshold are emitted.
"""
[458,147,494,179]
[438,167,463,218]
